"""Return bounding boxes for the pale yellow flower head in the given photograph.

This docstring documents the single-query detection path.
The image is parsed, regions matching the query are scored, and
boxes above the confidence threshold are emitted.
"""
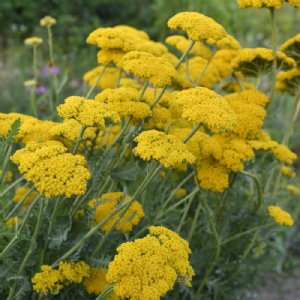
[40,15,56,27]
[237,0,283,8]
[268,205,294,226]
[24,37,43,46]
[167,12,227,43]
[276,68,300,95]
[280,33,300,65]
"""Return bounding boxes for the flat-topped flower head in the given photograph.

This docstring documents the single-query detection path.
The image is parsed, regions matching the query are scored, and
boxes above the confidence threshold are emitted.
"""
[134,40,168,56]
[97,48,126,68]
[122,51,177,87]
[24,36,43,46]
[276,68,300,95]
[40,15,56,27]
[237,0,283,8]
[214,34,241,50]
[232,48,296,77]
[165,35,212,59]
[167,12,226,43]
[11,141,91,198]
[280,34,300,65]
[174,87,237,133]
[268,205,294,226]
[133,130,195,168]
[57,96,120,127]
[106,226,194,300]
[88,192,144,232]
[285,0,300,7]
[95,87,151,121]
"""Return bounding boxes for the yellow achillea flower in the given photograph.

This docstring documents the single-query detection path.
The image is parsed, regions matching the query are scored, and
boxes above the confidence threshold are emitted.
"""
[212,49,239,79]
[175,188,188,199]
[83,268,119,299]
[133,130,195,168]
[24,36,43,46]
[285,0,300,7]
[268,205,294,226]
[134,40,168,56]
[122,51,177,87]
[40,15,56,27]
[286,184,300,196]
[32,265,64,294]
[24,79,37,88]
[196,158,229,192]
[145,106,172,130]
[167,12,226,43]
[165,35,212,59]
[57,96,120,127]
[106,226,194,300]
[32,261,90,295]
[13,186,39,212]
[88,192,144,232]
[276,68,300,95]
[11,141,91,198]
[225,91,267,138]
[6,217,22,228]
[237,0,283,8]
[280,34,300,65]
[174,87,237,133]
[58,261,90,284]
[0,169,13,183]
[97,48,126,68]
[272,144,297,164]
[281,165,296,177]
[232,48,296,77]
[95,87,151,121]
[214,34,241,50]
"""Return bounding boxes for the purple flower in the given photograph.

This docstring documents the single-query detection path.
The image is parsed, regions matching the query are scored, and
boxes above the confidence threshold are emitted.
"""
[36,85,48,94]
[43,66,60,76]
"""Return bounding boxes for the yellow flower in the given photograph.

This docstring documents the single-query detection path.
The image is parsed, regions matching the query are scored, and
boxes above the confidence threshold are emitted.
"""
[122,51,177,87]
[272,144,297,164]
[57,96,120,127]
[285,0,300,7]
[286,184,300,196]
[167,12,226,43]
[276,68,300,95]
[280,33,300,65]
[24,79,37,88]
[281,165,296,177]
[174,87,237,133]
[24,36,43,46]
[0,169,13,183]
[106,226,194,300]
[13,186,39,212]
[133,130,195,168]
[58,261,90,284]
[268,205,294,226]
[237,0,283,8]
[40,15,56,27]
[165,35,212,59]
[88,192,144,232]
[95,87,151,121]
[11,141,91,198]
[145,105,172,130]
[97,48,126,68]
[175,188,187,199]
[214,34,241,50]
[83,268,119,299]
[6,217,22,228]
[232,48,296,77]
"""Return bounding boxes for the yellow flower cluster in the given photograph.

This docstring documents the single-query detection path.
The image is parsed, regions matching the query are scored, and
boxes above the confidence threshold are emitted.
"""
[57,96,120,127]
[280,33,300,64]
[285,0,300,7]
[6,217,22,228]
[267,205,294,226]
[32,261,90,294]
[88,192,144,232]
[286,184,300,195]
[11,141,90,198]
[232,48,296,77]
[173,87,237,133]
[134,130,195,168]
[95,87,151,121]
[281,165,296,177]
[13,186,39,212]
[83,267,119,299]
[106,226,194,300]
[167,12,226,43]
[276,68,300,95]
[24,36,43,46]
[122,51,177,87]
[237,0,283,8]
[40,15,56,27]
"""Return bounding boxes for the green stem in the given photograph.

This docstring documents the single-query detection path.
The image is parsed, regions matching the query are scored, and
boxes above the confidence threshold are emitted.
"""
[195,197,221,299]
[195,51,215,86]
[115,68,123,88]
[0,176,23,198]
[241,171,263,213]
[31,45,38,117]
[177,191,195,232]
[7,197,45,300]
[150,85,167,109]
[72,126,87,155]
[182,124,201,143]
[0,144,13,185]
[5,184,34,220]
[85,65,108,99]
[188,200,201,241]
[175,40,195,69]
[95,284,115,300]
[269,8,277,104]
